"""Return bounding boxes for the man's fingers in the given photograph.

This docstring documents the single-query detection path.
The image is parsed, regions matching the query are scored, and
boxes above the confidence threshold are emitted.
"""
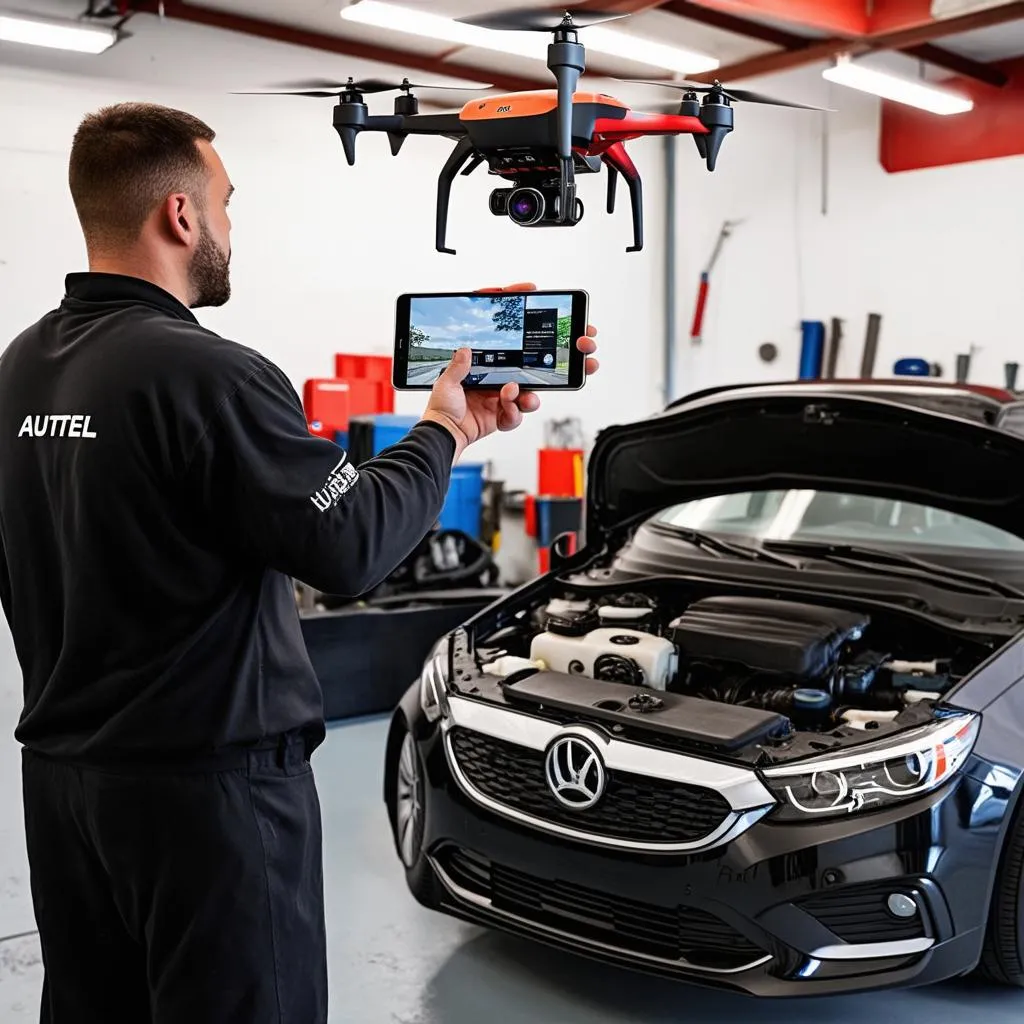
[474,282,537,294]
[586,324,597,337]
[585,356,599,376]
[516,391,541,413]
[575,336,597,355]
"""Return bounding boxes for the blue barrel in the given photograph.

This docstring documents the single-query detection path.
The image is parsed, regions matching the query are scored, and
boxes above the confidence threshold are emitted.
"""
[894,358,931,377]
[439,464,485,537]
[370,414,420,455]
[798,321,825,379]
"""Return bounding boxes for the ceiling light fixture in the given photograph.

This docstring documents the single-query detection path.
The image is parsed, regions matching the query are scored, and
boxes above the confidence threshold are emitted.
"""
[822,55,973,115]
[340,1,719,75]
[0,10,120,54]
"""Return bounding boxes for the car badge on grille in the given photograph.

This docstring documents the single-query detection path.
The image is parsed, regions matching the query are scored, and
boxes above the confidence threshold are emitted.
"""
[545,735,607,810]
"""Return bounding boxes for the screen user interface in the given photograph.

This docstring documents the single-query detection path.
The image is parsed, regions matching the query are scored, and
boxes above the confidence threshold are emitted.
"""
[405,293,575,386]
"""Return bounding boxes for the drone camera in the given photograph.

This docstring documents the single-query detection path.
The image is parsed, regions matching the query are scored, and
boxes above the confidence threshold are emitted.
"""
[489,185,583,228]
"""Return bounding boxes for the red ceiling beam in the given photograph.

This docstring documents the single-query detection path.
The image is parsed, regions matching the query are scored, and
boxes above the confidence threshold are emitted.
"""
[130,0,548,92]
[867,0,953,36]
[662,0,809,47]
[687,1,1024,83]
[681,0,868,36]
[664,0,1009,86]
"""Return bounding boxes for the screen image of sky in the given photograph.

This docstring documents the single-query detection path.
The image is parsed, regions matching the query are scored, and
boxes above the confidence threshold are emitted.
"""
[408,294,573,353]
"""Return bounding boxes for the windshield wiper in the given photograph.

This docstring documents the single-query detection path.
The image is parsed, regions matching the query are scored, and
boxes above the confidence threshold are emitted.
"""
[661,526,800,568]
[762,540,1024,600]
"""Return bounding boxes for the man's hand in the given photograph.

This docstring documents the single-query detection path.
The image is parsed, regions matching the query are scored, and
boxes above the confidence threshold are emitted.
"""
[421,282,599,459]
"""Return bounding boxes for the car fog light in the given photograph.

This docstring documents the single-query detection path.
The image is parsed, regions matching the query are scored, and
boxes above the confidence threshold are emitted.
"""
[887,893,918,919]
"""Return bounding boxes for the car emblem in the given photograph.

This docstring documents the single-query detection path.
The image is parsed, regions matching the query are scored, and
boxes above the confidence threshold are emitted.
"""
[545,736,606,810]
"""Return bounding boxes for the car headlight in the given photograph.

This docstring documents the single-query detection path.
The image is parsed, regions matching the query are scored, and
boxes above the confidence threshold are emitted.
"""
[762,711,980,821]
[419,639,451,723]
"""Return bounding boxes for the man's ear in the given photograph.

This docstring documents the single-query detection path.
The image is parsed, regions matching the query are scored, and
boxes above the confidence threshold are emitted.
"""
[161,193,194,247]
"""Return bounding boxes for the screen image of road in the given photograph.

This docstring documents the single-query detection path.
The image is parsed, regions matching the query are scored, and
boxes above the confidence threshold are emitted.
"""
[404,293,574,386]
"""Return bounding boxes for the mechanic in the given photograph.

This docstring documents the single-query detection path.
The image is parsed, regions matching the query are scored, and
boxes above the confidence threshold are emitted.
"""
[0,102,598,1023]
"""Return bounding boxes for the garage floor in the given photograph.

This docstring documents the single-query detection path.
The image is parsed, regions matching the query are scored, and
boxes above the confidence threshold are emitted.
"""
[3,716,1024,1022]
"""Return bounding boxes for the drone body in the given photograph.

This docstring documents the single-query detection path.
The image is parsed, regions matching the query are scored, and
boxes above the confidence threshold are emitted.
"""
[243,8,826,253]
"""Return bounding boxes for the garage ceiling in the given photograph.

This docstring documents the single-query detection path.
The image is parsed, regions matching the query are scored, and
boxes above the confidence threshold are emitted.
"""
[3,1,1024,94]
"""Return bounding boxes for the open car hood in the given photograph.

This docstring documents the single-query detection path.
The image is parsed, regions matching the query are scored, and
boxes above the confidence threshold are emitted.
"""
[586,387,1024,542]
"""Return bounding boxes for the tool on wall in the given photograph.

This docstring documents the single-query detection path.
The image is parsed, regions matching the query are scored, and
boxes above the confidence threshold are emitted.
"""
[859,313,883,378]
[824,317,843,378]
[689,219,742,344]
[1006,362,1020,391]
[955,344,980,383]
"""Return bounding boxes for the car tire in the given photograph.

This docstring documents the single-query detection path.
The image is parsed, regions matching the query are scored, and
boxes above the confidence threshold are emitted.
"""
[977,799,1024,986]
[386,721,440,908]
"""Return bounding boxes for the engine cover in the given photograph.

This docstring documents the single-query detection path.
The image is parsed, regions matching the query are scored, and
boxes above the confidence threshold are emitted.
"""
[669,596,869,679]
[530,628,678,690]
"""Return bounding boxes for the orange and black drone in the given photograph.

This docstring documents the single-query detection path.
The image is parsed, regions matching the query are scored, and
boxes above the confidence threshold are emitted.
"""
[241,7,827,253]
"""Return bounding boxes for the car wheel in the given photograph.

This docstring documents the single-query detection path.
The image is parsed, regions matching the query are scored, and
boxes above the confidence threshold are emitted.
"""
[977,800,1024,986]
[387,724,439,907]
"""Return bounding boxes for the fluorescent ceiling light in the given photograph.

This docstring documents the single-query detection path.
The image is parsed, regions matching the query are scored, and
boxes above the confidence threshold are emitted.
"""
[341,1,719,75]
[0,10,118,53]
[822,55,973,115]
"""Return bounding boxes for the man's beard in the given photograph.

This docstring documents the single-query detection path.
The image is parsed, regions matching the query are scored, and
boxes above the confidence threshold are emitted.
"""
[188,219,231,308]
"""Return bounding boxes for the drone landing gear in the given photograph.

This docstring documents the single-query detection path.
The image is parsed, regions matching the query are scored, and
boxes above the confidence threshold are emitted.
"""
[436,137,481,255]
[602,143,643,253]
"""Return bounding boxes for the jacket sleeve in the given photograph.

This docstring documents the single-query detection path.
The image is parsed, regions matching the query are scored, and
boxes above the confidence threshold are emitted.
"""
[184,362,456,596]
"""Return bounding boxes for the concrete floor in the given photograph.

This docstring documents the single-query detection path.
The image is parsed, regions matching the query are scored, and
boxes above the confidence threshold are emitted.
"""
[3,716,1024,1022]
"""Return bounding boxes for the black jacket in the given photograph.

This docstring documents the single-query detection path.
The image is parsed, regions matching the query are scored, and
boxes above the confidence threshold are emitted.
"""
[0,273,455,763]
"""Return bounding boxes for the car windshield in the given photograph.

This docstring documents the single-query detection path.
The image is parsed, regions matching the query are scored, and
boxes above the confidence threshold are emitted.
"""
[655,490,1024,552]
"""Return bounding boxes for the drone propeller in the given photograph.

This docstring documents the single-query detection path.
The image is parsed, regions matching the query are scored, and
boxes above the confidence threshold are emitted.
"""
[234,76,491,98]
[457,7,627,31]
[616,77,832,112]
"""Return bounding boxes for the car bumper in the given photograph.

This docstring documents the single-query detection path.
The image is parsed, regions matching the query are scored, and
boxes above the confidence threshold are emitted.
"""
[408,722,1006,997]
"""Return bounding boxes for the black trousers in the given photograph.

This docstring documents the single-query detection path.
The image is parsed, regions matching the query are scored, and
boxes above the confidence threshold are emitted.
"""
[21,737,327,1024]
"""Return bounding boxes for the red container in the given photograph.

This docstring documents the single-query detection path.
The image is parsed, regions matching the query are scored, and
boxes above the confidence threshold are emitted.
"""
[334,353,393,383]
[538,448,584,498]
[303,378,351,431]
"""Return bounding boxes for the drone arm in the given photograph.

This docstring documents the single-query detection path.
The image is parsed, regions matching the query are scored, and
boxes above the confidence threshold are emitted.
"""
[591,112,707,142]
[602,143,642,254]
[436,137,477,256]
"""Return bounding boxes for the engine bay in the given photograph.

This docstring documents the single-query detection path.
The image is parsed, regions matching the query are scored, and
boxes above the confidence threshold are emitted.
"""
[460,584,995,764]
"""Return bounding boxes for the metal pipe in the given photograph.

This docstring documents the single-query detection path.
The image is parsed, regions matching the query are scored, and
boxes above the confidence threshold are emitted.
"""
[663,134,677,407]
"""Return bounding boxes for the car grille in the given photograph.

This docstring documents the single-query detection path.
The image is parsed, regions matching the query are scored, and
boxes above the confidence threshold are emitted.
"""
[796,881,928,943]
[448,727,732,846]
[438,845,768,972]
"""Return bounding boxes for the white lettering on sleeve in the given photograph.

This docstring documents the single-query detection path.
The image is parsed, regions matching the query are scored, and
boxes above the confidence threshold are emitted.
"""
[309,456,360,512]
[16,414,98,439]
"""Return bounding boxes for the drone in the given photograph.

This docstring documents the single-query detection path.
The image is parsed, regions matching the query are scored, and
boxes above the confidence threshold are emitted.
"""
[238,6,828,253]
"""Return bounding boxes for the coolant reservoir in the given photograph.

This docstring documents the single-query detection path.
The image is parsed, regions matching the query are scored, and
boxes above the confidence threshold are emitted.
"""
[530,627,678,690]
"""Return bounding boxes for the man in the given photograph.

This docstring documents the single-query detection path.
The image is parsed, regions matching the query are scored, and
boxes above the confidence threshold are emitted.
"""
[0,102,598,1023]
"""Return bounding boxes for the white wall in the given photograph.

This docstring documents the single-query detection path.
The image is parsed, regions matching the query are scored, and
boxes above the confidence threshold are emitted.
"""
[0,19,667,946]
[669,63,1024,399]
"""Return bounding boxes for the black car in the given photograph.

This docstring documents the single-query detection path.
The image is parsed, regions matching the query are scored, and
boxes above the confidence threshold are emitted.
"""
[383,380,1024,997]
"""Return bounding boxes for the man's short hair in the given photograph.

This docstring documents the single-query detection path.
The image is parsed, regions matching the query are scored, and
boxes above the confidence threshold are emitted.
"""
[69,101,216,250]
